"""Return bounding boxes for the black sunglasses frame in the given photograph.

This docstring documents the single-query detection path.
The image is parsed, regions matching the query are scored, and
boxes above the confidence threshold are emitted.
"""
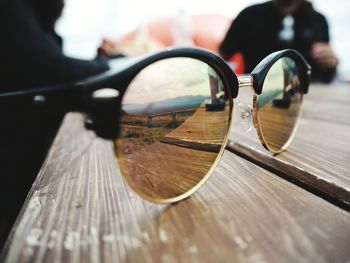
[0,48,310,140]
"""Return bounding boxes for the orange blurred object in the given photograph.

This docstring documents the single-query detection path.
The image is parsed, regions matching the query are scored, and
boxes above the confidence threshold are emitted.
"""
[111,14,245,74]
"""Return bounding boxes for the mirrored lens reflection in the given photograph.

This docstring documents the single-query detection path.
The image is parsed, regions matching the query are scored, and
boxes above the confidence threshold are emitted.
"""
[257,57,303,152]
[114,58,231,201]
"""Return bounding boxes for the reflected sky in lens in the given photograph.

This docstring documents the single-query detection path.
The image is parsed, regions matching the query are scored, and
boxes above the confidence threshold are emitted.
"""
[258,59,284,107]
[123,58,212,105]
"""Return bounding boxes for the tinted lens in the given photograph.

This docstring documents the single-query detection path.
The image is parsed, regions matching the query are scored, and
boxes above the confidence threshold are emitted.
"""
[257,57,303,152]
[114,58,232,202]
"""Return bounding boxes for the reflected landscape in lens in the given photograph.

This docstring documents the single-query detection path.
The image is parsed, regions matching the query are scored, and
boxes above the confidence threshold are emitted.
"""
[114,58,231,201]
[257,57,303,152]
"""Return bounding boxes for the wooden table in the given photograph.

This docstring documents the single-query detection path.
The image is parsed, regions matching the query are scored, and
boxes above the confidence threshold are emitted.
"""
[1,84,350,262]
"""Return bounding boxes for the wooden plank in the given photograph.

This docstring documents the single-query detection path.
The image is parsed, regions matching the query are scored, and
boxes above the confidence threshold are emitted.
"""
[2,113,350,262]
[301,84,350,125]
[228,84,350,206]
[302,100,350,126]
[305,84,350,104]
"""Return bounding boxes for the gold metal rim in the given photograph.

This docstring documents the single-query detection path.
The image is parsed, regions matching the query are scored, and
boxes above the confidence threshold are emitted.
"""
[113,99,234,204]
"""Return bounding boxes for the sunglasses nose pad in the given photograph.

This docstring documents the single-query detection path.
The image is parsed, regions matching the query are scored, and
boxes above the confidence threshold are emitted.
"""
[236,102,253,132]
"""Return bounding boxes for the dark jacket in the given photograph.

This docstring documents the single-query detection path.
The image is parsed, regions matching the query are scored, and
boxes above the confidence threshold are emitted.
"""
[219,1,335,83]
[0,0,109,244]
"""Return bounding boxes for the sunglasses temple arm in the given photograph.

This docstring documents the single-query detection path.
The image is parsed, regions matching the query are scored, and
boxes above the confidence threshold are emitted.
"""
[0,84,85,112]
[0,77,123,139]
[0,59,134,110]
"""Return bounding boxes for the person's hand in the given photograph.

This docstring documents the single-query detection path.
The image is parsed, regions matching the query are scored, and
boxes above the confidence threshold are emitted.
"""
[98,38,120,57]
[98,35,165,57]
[311,42,338,69]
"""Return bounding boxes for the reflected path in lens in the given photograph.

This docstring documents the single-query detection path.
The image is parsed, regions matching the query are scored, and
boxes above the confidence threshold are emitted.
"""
[115,102,230,201]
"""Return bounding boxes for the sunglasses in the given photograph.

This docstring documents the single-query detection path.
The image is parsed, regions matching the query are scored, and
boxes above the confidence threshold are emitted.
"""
[0,48,311,203]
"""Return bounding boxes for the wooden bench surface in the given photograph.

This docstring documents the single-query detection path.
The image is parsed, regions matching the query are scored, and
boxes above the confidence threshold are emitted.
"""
[1,84,350,262]
[228,84,350,207]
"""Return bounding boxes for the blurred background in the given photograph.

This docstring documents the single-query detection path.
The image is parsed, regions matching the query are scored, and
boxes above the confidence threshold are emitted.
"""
[56,0,350,81]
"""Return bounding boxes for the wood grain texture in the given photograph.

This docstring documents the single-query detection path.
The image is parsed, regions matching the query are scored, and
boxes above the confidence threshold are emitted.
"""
[228,84,350,206]
[2,113,350,262]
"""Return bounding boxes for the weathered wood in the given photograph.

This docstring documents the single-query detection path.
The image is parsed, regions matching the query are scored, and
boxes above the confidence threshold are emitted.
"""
[300,84,350,125]
[228,84,350,206]
[2,113,350,262]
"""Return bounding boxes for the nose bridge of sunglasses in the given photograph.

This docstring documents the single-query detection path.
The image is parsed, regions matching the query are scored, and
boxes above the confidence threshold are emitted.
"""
[234,75,255,132]
[236,102,253,132]
[237,75,254,89]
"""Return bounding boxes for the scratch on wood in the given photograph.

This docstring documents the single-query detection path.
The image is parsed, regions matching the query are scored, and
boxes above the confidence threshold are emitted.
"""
[142,232,151,244]
[233,236,248,250]
[159,229,168,242]
[102,234,115,243]
[28,196,42,211]
[63,231,80,251]
[188,245,198,254]
[26,228,43,246]
[89,226,99,246]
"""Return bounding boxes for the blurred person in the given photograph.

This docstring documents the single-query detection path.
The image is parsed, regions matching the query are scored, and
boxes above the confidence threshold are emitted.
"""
[219,0,338,83]
[0,0,112,246]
